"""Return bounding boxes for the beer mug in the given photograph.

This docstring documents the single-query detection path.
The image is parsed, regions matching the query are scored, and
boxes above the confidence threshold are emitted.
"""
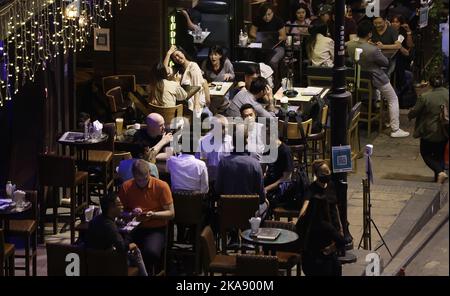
[115,118,124,136]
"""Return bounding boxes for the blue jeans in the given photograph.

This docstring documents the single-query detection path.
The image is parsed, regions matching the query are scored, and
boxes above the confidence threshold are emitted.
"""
[128,247,148,276]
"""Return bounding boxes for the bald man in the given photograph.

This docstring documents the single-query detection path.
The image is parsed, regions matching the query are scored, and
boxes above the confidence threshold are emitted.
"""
[133,113,173,161]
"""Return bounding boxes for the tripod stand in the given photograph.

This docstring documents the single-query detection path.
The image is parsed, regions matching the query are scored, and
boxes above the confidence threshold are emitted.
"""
[357,178,393,257]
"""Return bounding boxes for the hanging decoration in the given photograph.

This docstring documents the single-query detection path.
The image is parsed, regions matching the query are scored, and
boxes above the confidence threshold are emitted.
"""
[0,0,131,107]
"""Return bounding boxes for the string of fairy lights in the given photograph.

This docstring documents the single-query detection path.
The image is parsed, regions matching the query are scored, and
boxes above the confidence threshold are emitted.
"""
[0,0,131,107]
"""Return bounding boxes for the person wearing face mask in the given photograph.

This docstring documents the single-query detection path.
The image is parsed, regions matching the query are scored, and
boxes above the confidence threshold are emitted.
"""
[296,160,345,276]
[118,159,175,275]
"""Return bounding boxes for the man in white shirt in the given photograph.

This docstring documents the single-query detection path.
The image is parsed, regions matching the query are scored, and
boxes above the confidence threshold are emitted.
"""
[166,149,209,194]
[240,104,266,162]
[196,115,233,183]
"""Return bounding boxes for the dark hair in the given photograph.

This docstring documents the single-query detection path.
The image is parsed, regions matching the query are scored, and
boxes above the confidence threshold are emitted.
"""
[100,192,118,215]
[257,3,274,21]
[390,14,406,25]
[430,74,444,88]
[148,62,168,105]
[245,64,261,76]
[206,45,226,73]
[240,103,256,115]
[357,20,373,38]
[291,3,311,22]
[249,77,268,95]
[307,19,329,59]
[312,159,330,177]
[170,46,193,73]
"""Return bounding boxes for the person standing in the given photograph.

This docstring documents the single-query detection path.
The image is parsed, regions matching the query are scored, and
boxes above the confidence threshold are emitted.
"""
[408,75,449,184]
[347,20,410,138]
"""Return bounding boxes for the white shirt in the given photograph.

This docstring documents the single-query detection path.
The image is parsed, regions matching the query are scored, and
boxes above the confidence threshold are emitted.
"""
[311,33,335,67]
[247,122,266,161]
[196,133,233,182]
[166,154,209,193]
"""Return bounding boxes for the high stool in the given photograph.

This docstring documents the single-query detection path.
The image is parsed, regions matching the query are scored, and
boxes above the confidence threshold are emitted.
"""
[7,191,38,276]
[0,229,15,276]
[87,123,115,201]
[38,154,89,244]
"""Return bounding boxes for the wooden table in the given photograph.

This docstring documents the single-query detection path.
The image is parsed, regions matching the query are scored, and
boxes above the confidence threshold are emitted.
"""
[274,87,328,107]
[189,31,211,44]
[209,82,233,97]
[241,228,299,255]
[0,198,32,232]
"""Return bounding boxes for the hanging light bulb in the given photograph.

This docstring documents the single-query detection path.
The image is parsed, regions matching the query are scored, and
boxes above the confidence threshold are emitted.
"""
[78,10,87,27]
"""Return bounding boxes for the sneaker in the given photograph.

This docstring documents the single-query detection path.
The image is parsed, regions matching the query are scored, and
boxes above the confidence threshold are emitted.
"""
[437,172,449,184]
[390,129,410,138]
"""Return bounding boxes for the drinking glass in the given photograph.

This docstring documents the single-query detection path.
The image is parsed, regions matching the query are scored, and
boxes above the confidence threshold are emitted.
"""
[116,118,124,136]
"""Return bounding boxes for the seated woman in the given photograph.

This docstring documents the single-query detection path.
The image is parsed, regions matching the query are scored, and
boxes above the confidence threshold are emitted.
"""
[286,3,311,42]
[164,45,210,117]
[201,45,235,83]
[249,3,287,85]
[307,19,334,67]
[147,62,187,107]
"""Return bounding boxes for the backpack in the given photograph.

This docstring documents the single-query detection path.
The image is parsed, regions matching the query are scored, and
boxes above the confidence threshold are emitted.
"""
[302,94,328,134]
[440,103,449,139]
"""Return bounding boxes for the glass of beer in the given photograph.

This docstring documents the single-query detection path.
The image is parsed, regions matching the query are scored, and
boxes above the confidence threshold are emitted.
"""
[115,118,124,136]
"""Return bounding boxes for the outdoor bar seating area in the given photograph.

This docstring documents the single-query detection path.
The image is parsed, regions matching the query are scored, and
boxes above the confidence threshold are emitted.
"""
[0,0,448,277]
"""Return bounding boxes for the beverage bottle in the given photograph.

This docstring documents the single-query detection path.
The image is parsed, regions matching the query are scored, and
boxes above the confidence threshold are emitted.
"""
[239,29,245,46]
[6,181,13,198]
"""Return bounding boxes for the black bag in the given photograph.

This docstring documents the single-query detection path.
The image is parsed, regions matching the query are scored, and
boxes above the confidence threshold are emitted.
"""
[302,94,328,134]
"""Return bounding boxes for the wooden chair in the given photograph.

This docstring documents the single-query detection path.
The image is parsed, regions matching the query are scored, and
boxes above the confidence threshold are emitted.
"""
[278,118,313,171]
[129,91,151,118]
[168,192,206,275]
[148,103,184,129]
[235,254,279,276]
[102,75,136,94]
[308,105,329,160]
[46,243,87,276]
[7,190,38,276]
[105,87,129,120]
[262,220,301,276]
[87,122,115,201]
[348,111,361,173]
[218,195,259,254]
[0,229,15,276]
[38,154,89,244]
[200,226,236,276]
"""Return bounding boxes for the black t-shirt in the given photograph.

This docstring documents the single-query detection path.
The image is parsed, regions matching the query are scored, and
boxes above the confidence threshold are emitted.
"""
[253,15,285,33]
[131,129,164,158]
[264,143,294,186]
[371,25,399,45]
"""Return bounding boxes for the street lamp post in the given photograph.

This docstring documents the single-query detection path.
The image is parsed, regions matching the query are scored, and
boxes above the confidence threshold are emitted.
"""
[329,0,355,259]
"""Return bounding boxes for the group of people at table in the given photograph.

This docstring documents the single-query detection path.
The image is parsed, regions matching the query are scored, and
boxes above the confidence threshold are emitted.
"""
[80,2,424,276]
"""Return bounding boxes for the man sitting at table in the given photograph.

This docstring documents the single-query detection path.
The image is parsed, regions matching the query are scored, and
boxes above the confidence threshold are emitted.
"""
[215,124,268,214]
[133,113,174,161]
[119,159,175,274]
[118,156,159,183]
[166,141,209,194]
[85,192,148,276]
[196,115,233,184]
[240,104,266,161]
[226,77,275,119]
[346,21,409,138]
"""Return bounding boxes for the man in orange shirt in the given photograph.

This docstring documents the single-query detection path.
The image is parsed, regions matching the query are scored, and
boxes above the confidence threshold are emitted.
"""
[119,159,175,274]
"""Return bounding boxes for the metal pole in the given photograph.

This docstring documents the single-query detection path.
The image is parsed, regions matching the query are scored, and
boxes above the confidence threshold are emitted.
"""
[329,0,354,251]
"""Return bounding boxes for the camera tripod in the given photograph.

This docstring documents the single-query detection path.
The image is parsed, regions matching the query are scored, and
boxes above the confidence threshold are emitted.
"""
[357,178,393,257]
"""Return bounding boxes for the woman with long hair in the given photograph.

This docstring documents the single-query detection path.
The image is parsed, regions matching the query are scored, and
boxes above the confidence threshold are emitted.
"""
[201,45,235,83]
[286,3,311,41]
[147,62,187,107]
[164,45,210,115]
[307,19,334,67]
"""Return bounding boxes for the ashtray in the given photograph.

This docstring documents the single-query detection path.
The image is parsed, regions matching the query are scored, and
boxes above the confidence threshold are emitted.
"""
[283,90,298,98]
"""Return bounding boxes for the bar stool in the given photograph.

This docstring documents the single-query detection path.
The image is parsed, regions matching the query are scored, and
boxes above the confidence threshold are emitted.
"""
[87,123,115,201]
[0,229,15,276]
[7,191,38,276]
[38,154,89,244]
